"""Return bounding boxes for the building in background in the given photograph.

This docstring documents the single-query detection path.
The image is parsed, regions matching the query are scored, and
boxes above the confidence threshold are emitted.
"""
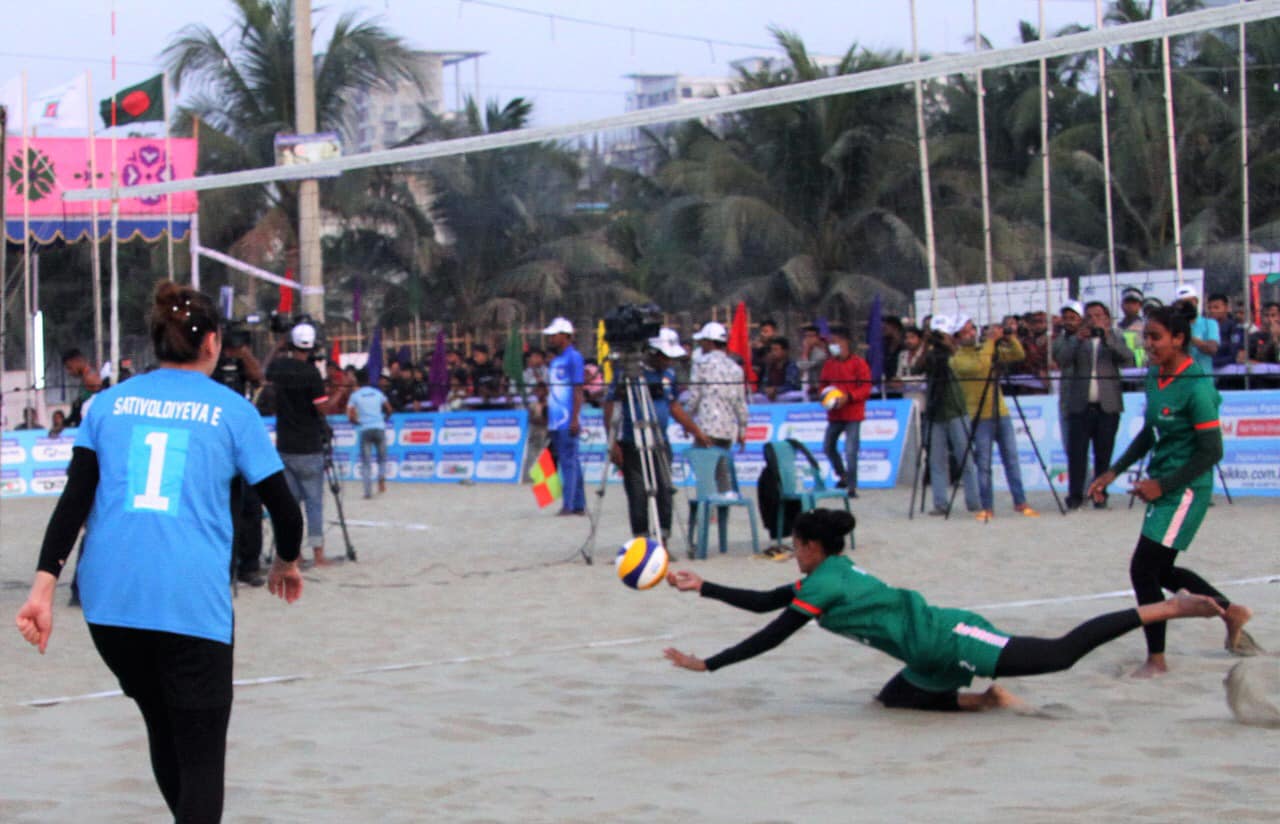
[348,51,484,152]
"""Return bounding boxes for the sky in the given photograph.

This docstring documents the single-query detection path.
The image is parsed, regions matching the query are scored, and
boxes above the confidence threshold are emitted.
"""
[0,0,1108,130]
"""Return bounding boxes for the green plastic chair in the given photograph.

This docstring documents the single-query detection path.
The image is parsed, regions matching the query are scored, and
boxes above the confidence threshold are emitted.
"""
[684,447,760,559]
[770,440,851,543]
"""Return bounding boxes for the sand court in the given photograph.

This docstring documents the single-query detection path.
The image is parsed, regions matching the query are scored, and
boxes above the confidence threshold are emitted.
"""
[2,482,1277,822]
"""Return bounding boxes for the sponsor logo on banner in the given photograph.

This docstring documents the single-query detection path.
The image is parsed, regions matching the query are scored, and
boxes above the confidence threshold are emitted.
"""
[1219,448,1280,493]
[32,437,74,463]
[777,410,827,443]
[862,418,899,442]
[1237,418,1280,438]
[438,418,477,446]
[857,448,893,483]
[581,413,607,447]
[479,416,522,445]
[745,411,773,443]
[1,470,27,496]
[476,451,518,480]
[330,422,357,448]
[436,450,475,480]
[735,450,766,480]
[399,420,435,445]
[1,440,27,465]
[31,468,68,495]
[397,452,435,479]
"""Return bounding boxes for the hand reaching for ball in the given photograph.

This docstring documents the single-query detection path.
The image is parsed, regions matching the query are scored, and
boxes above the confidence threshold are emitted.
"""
[667,569,703,592]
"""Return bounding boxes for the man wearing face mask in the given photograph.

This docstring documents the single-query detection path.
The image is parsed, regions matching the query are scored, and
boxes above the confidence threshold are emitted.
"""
[817,326,873,493]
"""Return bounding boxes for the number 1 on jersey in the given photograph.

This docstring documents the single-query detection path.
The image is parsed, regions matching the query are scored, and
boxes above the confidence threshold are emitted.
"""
[134,431,171,510]
[128,426,190,516]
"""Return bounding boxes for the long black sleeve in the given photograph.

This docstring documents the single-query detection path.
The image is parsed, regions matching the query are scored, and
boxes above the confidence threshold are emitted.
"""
[1109,425,1155,476]
[1151,428,1223,493]
[36,447,99,577]
[254,471,303,563]
[699,582,795,613]
[704,608,811,672]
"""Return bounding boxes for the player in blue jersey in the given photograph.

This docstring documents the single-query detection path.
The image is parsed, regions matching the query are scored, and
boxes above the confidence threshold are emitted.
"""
[15,281,306,823]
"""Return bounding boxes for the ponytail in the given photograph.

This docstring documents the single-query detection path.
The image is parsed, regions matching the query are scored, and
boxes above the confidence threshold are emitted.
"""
[792,509,857,556]
[150,281,219,363]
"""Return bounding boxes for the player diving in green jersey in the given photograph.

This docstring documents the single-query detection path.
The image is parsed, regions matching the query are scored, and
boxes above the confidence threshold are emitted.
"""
[1089,305,1259,679]
[664,509,1225,711]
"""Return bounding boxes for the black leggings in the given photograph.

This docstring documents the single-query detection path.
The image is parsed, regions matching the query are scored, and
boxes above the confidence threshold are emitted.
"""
[1129,534,1229,655]
[89,625,232,823]
[877,609,1143,711]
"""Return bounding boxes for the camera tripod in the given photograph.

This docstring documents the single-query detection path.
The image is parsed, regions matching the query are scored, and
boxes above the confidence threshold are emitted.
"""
[942,347,1065,518]
[324,437,357,562]
[583,350,686,564]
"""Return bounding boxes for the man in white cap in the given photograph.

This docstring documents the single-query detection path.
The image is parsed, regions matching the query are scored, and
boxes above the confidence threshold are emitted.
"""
[543,317,586,515]
[921,315,980,515]
[1174,285,1219,376]
[604,329,709,542]
[265,321,334,566]
[684,321,750,533]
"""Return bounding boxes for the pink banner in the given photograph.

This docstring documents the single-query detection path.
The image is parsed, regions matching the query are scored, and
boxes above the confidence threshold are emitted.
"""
[3,137,197,216]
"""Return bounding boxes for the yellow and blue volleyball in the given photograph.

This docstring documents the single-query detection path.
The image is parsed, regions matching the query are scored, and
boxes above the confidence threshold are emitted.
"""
[821,386,846,410]
[615,537,669,590]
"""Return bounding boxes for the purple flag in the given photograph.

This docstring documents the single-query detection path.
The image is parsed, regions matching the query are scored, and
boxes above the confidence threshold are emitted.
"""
[365,326,383,386]
[816,316,831,339]
[428,329,448,407]
[866,295,885,385]
[396,345,412,369]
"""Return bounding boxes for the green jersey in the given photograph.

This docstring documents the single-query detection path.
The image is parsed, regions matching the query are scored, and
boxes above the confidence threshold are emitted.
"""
[790,555,1009,692]
[1143,359,1221,492]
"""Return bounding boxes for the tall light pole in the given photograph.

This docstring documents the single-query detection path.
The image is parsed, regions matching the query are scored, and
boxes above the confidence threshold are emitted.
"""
[294,0,323,319]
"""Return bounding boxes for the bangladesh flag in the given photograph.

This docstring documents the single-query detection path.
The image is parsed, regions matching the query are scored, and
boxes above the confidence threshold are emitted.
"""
[529,448,562,508]
[100,74,164,128]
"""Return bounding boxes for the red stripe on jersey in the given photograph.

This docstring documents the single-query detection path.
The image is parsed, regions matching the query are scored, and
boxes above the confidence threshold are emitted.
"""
[1194,420,1220,430]
[1157,357,1194,390]
[791,598,822,617]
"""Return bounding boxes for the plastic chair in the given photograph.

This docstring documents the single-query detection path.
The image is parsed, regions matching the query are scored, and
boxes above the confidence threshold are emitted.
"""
[771,440,851,541]
[684,447,760,559]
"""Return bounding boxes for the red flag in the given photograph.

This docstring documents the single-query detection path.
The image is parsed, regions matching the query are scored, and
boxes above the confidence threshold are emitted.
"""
[277,269,295,315]
[728,301,758,389]
[330,339,342,367]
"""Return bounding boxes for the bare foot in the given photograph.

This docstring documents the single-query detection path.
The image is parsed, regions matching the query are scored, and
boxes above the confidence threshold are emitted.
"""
[1224,604,1261,656]
[1170,590,1226,619]
[1130,657,1169,679]
[983,684,1027,710]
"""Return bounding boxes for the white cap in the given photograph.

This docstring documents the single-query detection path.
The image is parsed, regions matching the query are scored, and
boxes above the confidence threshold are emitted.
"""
[1174,284,1199,302]
[929,315,953,334]
[692,321,727,342]
[542,316,574,336]
[290,322,317,350]
[1060,300,1085,318]
[953,314,973,333]
[648,327,687,358]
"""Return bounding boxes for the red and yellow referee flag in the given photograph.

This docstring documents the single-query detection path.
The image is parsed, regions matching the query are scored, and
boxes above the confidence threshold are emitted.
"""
[530,448,563,508]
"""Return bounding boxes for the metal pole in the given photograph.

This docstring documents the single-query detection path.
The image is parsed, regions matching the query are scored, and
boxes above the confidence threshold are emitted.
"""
[1039,1,1053,332]
[1160,0,1184,282]
[1239,1,1251,325]
[910,0,939,314]
[294,0,324,320]
[190,210,201,289]
[974,0,995,326]
[163,71,175,280]
[86,71,104,367]
[22,71,32,391]
[1096,0,1119,316]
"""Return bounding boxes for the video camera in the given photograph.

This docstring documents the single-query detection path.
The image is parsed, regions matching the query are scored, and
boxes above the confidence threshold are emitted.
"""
[603,303,662,351]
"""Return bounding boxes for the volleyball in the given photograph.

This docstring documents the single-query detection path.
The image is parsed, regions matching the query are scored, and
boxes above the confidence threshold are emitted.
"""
[821,387,846,410]
[615,537,669,590]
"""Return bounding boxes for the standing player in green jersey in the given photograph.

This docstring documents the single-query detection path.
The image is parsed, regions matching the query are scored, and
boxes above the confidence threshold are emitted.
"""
[663,509,1224,711]
[1089,306,1258,679]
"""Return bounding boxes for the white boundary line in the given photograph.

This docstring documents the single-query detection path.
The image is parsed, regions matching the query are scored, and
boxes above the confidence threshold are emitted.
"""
[18,576,1275,707]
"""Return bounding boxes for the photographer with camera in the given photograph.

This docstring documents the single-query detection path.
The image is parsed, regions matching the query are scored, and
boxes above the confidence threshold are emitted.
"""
[214,323,270,585]
[1053,300,1134,510]
[265,321,335,566]
[950,318,1039,521]
[604,329,709,543]
[922,316,980,516]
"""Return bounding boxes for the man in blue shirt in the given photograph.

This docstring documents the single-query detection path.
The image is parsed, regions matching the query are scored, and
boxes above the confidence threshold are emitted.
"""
[1174,285,1219,378]
[347,369,392,499]
[604,328,709,540]
[544,317,586,515]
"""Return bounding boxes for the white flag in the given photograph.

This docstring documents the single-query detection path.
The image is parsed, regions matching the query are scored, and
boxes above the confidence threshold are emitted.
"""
[0,75,24,131]
[30,74,89,131]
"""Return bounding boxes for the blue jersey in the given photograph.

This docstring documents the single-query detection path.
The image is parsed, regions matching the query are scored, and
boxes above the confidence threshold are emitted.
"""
[74,369,283,644]
[347,385,389,430]
[547,345,585,432]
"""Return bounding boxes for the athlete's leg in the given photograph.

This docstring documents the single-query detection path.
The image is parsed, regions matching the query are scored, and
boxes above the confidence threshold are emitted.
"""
[994,592,1223,678]
[168,704,231,824]
[876,670,1022,712]
[1129,535,1175,658]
